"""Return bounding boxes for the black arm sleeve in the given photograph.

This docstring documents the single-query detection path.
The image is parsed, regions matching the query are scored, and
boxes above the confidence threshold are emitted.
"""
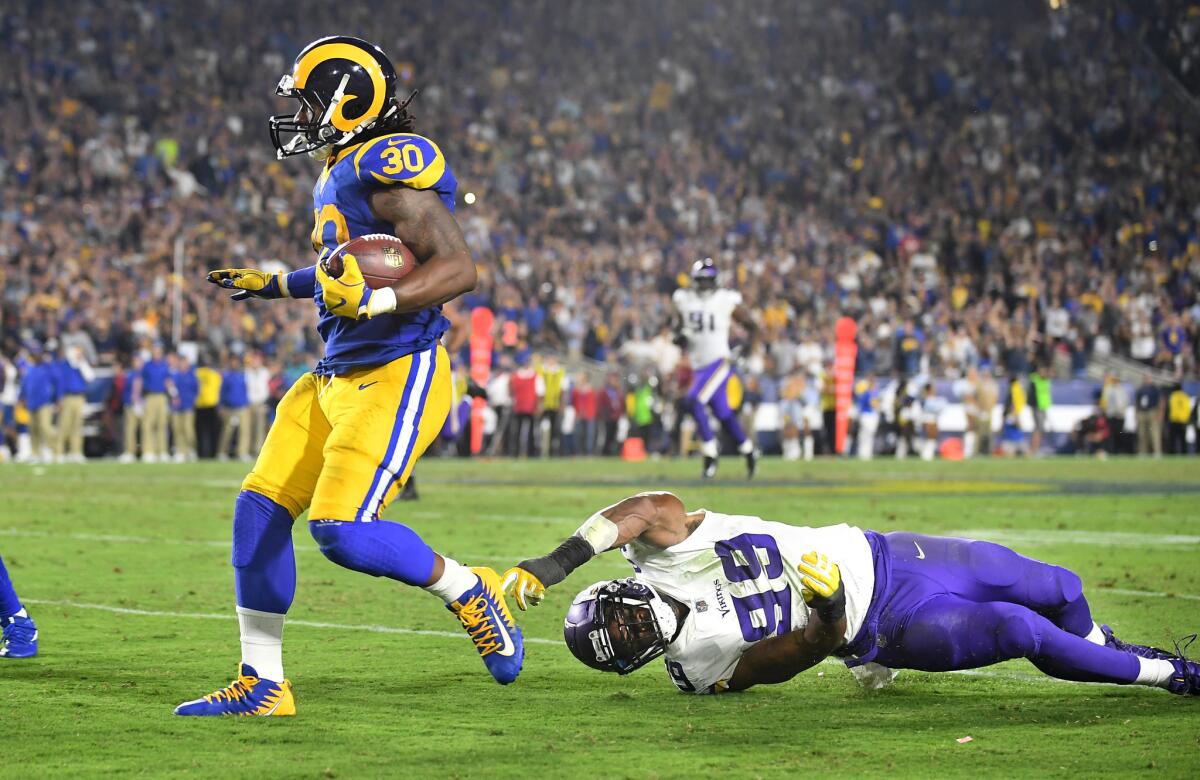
[515,535,596,588]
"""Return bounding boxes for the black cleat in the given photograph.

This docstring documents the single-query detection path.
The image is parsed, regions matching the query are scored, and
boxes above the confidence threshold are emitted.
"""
[745,450,758,480]
[701,456,718,480]
[399,478,419,502]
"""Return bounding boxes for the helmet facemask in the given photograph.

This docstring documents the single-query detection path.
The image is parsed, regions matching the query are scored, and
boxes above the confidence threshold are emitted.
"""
[564,579,679,675]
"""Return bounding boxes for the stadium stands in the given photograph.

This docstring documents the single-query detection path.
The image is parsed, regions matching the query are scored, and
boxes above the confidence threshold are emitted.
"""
[0,0,1196,460]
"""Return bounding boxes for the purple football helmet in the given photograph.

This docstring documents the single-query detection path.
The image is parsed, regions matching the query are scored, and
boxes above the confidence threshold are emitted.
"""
[564,579,680,675]
[691,257,718,292]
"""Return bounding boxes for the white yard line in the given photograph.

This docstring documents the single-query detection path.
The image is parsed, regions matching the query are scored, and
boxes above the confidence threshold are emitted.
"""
[22,598,561,645]
[945,528,1200,547]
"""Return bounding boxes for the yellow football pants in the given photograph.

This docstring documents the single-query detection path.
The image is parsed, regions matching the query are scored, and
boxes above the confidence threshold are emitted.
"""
[242,345,451,521]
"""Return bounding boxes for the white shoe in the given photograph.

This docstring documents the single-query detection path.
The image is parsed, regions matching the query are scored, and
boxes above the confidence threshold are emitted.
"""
[117,453,135,464]
[142,453,159,464]
[172,453,186,464]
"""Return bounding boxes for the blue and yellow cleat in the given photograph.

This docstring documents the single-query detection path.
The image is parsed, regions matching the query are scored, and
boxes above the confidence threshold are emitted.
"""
[174,664,295,716]
[448,567,525,685]
[0,612,38,659]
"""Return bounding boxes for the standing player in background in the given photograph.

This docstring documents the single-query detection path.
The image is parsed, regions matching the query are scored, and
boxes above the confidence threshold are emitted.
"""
[0,554,37,658]
[672,259,758,479]
[177,36,522,716]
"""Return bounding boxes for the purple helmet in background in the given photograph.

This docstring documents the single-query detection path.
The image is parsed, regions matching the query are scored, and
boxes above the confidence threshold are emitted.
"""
[691,257,719,292]
[563,579,679,675]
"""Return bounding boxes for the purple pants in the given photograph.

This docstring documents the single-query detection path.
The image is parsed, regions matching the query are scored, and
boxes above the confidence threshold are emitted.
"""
[440,398,472,443]
[843,532,1141,685]
[687,358,747,445]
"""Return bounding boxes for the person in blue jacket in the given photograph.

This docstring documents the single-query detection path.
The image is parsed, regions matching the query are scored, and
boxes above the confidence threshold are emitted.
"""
[219,354,250,460]
[141,344,171,462]
[169,353,199,462]
[20,348,59,463]
[55,345,94,462]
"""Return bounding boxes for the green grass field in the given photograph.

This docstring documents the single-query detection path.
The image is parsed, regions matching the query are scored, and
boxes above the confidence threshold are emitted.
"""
[1,457,1198,779]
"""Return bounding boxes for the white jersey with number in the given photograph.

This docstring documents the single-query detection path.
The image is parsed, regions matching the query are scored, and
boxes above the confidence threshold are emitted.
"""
[620,510,874,694]
[672,288,742,367]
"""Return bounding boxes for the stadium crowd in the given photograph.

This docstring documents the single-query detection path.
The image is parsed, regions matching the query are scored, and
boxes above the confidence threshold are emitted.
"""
[1,0,1198,462]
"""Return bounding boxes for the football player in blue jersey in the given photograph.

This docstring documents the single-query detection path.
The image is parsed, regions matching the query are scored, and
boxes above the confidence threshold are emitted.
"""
[0,553,37,658]
[176,37,523,717]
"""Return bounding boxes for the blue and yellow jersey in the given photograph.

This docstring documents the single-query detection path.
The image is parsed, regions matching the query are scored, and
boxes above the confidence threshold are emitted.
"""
[288,132,459,375]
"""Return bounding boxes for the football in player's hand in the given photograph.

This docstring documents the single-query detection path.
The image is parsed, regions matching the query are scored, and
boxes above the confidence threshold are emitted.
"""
[322,234,417,289]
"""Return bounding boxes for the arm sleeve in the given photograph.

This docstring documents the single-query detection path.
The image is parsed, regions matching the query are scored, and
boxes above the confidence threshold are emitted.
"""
[284,266,317,299]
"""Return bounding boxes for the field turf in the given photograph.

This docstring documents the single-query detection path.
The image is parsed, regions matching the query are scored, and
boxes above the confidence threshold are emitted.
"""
[1,457,1198,778]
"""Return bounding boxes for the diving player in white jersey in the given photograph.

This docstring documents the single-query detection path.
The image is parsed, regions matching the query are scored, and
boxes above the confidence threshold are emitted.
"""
[502,493,1200,697]
[672,259,759,479]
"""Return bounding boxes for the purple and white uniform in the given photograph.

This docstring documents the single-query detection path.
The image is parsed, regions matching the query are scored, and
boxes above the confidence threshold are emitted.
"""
[624,512,1153,694]
[672,288,748,446]
[621,510,874,694]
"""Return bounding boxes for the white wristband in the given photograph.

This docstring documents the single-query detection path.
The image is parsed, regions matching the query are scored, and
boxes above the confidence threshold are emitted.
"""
[366,285,398,318]
[573,512,619,554]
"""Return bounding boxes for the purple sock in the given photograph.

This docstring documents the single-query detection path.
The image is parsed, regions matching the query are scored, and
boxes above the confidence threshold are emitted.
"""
[0,554,22,618]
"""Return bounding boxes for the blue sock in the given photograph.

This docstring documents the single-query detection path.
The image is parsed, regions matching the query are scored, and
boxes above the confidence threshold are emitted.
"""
[0,554,23,618]
[309,520,436,586]
[232,491,297,614]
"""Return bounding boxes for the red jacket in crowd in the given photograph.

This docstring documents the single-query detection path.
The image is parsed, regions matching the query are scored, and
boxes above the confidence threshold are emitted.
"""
[509,368,543,415]
[572,385,597,420]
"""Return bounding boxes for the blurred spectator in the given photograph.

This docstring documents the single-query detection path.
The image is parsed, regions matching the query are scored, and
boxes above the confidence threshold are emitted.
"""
[245,351,272,455]
[570,372,597,457]
[537,354,567,457]
[1100,374,1131,455]
[1028,367,1052,456]
[855,377,880,461]
[194,359,223,460]
[55,344,93,462]
[1166,383,1195,455]
[169,353,199,462]
[141,345,171,463]
[219,356,250,461]
[117,355,144,464]
[0,355,16,461]
[509,358,543,458]
[600,373,625,456]
[1134,374,1164,457]
[1074,405,1111,457]
[20,351,58,463]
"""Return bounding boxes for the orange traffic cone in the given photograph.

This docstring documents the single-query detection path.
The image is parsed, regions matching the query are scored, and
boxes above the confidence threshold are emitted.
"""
[622,437,647,462]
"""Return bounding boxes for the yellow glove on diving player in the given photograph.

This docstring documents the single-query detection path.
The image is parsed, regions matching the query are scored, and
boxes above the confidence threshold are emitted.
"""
[501,567,547,611]
[798,550,846,623]
[206,268,289,300]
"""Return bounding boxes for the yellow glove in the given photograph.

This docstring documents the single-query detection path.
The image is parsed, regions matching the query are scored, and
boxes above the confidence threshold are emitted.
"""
[501,567,546,611]
[798,550,846,623]
[315,253,371,319]
[206,268,288,300]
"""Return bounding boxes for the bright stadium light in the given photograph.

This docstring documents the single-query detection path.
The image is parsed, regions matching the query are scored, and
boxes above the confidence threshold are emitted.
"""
[464,191,477,205]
